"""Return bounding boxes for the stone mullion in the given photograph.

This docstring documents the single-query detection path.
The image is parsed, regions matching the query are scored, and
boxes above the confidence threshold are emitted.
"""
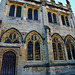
[59,15,63,26]
[21,5,24,19]
[14,5,17,17]
[33,41,35,60]
[57,12,59,24]
[32,9,34,20]
[63,43,68,61]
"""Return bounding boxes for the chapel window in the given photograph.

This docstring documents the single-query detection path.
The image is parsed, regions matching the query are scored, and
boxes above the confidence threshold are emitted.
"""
[28,8,32,20]
[61,15,65,25]
[52,37,63,60]
[58,43,63,60]
[66,43,72,60]
[35,42,40,60]
[9,5,15,17]
[27,41,33,60]
[52,43,58,60]
[34,10,38,20]
[48,12,52,23]
[65,17,70,26]
[16,6,21,17]
[5,33,19,43]
[53,13,57,24]
[27,35,41,61]
[71,44,75,59]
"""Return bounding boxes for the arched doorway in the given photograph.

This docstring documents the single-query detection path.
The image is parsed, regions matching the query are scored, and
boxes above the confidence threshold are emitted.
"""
[1,51,16,75]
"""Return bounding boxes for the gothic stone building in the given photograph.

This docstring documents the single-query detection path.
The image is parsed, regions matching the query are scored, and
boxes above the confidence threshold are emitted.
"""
[0,0,75,75]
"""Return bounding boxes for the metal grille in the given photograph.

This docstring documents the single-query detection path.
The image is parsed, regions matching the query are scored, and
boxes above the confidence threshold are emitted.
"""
[1,51,16,75]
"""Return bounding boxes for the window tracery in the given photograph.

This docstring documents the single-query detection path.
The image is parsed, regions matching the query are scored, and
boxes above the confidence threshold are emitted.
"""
[26,31,43,61]
[1,29,22,43]
[65,36,75,60]
[52,35,64,60]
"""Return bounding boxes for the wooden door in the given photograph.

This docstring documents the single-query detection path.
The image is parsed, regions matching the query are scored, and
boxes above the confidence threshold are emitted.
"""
[1,51,16,75]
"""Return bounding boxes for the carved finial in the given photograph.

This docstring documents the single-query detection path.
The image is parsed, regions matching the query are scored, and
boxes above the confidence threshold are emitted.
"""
[50,0,55,3]
[66,0,70,5]
[40,0,47,5]
[66,0,71,9]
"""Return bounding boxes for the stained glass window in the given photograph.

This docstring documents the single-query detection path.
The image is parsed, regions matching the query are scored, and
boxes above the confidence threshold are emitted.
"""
[27,41,33,60]
[53,43,58,60]
[35,42,40,60]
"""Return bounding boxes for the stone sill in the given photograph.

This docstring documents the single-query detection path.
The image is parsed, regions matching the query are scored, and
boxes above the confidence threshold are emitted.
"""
[23,62,75,68]
[6,16,41,24]
[0,43,22,47]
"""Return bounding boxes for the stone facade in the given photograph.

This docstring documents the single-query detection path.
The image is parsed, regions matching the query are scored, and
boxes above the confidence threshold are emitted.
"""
[0,0,75,75]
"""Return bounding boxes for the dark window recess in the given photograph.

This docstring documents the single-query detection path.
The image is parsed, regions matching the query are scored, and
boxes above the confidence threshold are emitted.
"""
[16,6,21,17]
[1,51,16,75]
[65,17,70,26]
[28,8,32,20]
[61,15,65,25]
[13,40,19,43]
[66,44,72,60]
[53,13,57,24]
[31,36,33,40]
[58,43,63,60]
[9,5,15,17]
[27,41,33,60]
[71,44,75,59]
[5,39,11,43]
[35,42,40,60]
[34,10,38,20]
[53,43,58,60]
[13,34,16,39]
[9,33,12,39]
[48,12,52,23]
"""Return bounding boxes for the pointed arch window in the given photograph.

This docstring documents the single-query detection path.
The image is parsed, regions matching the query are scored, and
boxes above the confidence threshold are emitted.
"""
[61,15,65,25]
[5,33,19,43]
[53,13,57,24]
[9,5,15,17]
[16,6,21,17]
[27,41,33,60]
[52,37,64,60]
[48,12,52,23]
[28,8,32,20]
[27,34,41,61]
[35,42,40,60]
[34,10,38,20]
